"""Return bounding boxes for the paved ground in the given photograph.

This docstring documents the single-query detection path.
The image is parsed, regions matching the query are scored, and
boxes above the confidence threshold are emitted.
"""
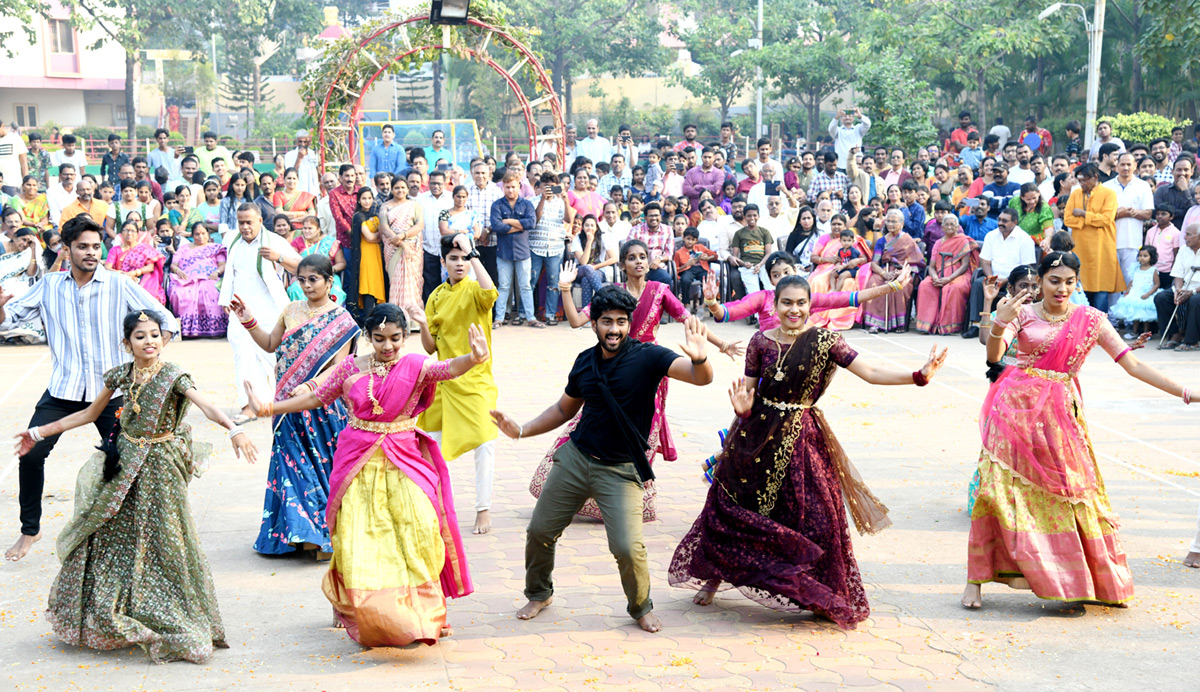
[1,318,1197,691]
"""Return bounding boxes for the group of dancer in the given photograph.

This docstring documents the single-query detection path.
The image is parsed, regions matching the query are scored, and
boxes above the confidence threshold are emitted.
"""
[2,215,1197,663]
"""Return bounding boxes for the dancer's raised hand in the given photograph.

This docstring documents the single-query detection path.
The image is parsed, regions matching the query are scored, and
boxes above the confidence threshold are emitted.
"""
[994,289,1029,325]
[1130,332,1152,350]
[558,260,578,285]
[894,263,914,288]
[729,378,753,416]
[919,345,949,382]
[702,273,719,302]
[489,410,521,439]
[719,340,744,359]
[244,380,265,417]
[678,315,709,363]
[229,294,253,324]
[468,323,490,364]
[408,306,428,330]
[982,275,1001,305]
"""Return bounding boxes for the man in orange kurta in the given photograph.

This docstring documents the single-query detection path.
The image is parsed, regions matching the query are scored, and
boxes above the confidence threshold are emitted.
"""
[1064,163,1124,310]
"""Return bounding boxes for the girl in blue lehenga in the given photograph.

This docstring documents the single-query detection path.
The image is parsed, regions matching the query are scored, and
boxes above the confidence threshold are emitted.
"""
[230,254,360,556]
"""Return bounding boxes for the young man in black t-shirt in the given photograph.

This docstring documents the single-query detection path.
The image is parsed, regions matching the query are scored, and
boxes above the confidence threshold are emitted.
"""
[491,285,714,633]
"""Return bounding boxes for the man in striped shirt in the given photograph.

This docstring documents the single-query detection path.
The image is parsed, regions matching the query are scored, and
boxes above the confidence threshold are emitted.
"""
[0,216,178,562]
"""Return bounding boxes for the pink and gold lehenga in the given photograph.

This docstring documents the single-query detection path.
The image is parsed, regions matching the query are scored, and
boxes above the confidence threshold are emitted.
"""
[313,353,472,646]
[968,304,1135,604]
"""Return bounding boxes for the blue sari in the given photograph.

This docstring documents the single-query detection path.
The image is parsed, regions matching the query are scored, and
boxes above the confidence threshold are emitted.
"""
[253,306,360,554]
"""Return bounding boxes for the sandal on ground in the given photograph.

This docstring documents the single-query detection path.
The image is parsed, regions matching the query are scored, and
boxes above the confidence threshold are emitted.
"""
[492,321,503,330]
[546,318,558,326]
[868,326,880,335]
[231,414,256,425]
[1177,343,1199,352]
[529,320,546,329]
[511,317,526,326]
[1159,340,1181,350]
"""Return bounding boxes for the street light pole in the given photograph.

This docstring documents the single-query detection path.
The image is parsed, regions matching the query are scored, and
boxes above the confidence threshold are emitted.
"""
[755,0,763,137]
[1084,0,1106,153]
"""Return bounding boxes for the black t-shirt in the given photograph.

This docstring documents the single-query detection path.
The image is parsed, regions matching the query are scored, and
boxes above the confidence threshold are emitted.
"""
[565,340,679,463]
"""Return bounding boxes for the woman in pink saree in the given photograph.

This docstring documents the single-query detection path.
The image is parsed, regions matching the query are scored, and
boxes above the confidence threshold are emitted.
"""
[168,222,228,338]
[107,220,167,305]
[531,239,741,522]
[247,304,490,647]
[914,214,976,335]
[963,252,1197,610]
[862,209,925,333]
[705,252,907,331]
[806,215,873,331]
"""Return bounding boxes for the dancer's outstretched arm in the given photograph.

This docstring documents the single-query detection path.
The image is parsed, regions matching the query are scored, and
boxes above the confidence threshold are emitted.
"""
[1114,350,1195,399]
[184,388,258,462]
[13,388,114,456]
[667,316,714,385]
[228,293,286,352]
[491,394,584,440]
[846,344,948,385]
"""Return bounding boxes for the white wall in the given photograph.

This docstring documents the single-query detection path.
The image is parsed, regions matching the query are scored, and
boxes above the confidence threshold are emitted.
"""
[0,88,86,128]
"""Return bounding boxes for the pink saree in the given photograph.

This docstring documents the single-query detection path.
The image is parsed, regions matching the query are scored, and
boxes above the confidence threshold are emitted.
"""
[807,233,873,330]
[913,234,976,335]
[314,353,471,646]
[109,241,166,304]
[968,304,1135,604]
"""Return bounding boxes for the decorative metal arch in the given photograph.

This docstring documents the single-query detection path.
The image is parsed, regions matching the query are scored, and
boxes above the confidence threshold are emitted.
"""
[314,14,565,173]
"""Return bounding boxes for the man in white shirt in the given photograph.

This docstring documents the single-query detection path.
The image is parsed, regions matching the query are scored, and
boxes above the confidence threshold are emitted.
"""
[758,188,800,244]
[815,199,835,235]
[282,130,320,196]
[419,170,456,302]
[316,172,338,238]
[50,134,89,171]
[1103,152,1156,292]
[1154,223,1200,349]
[988,118,1011,149]
[754,137,784,182]
[574,119,613,166]
[963,208,1037,338]
[47,164,79,226]
[147,128,183,185]
[219,203,301,422]
[1007,144,1036,186]
[828,108,871,171]
[0,118,29,188]
[561,124,579,171]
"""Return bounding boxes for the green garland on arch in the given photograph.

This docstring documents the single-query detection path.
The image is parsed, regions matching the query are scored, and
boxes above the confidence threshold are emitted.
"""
[300,0,546,164]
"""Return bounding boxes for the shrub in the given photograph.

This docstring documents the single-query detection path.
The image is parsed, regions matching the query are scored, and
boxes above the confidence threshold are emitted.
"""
[1100,112,1193,145]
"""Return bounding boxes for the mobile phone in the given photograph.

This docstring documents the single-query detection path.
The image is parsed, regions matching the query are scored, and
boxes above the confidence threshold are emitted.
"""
[436,161,450,172]
[184,146,194,154]
[963,197,980,209]
[551,185,563,194]
[765,181,780,195]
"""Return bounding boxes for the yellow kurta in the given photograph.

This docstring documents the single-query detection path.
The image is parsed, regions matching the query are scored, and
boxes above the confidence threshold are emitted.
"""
[417,278,499,459]
[1063,185,1125,293]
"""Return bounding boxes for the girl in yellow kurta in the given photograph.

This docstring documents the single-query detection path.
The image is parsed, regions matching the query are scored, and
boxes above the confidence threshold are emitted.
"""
[415,233,500,534]
[1063,165,1125,296]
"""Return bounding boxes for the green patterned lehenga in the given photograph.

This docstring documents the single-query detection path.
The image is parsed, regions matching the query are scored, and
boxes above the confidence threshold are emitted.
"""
[46,361,227,664]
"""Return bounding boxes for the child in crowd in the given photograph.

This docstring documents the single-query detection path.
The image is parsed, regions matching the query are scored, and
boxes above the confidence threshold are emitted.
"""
[1108,245,1160,339]
[673,226,717,309]
[1049,230,1089,305]
[1145,205,1181,290]
[98,181,115,204]
[832,227,866,284]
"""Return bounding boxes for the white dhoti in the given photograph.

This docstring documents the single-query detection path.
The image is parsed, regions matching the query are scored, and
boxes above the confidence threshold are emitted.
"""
[1191,503,1200,554]
[227,316,277,409]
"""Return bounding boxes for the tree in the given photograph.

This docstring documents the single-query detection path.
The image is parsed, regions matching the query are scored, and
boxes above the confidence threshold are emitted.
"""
[1138,0,1200,118]
[853,55,937,153]
[0,0,46,51]
[668,9,756,122]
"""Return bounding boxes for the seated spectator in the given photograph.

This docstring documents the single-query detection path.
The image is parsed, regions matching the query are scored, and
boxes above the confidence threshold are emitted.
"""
[862,209,924,333]
[1155,223,1200,351]
[568,214,618,305]
[11,175,51,231]
[807,222,871,331]
[107,219,166,305]
[915,215,976,335]
[673,226,718,308]
[167,221,228,338]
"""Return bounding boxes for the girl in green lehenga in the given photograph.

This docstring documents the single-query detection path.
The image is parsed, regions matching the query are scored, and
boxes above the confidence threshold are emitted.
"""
[13,310,258,664]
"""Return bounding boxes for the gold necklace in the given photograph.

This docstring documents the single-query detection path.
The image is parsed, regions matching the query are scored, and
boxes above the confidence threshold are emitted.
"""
[781,327,803,336]
[366,355,398,415]
[127,359,163,414]
[771,330,800,382]
[305,298,331,320]
[1037,303,1071,324]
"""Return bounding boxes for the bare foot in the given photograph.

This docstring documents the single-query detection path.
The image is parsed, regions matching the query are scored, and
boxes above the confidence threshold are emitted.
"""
[5,533,41,561]
[440,625,453,638]
[1185,552,1200,568]
[961,583,982,609]
[693,579,721,606]
[516,597,552,620]
[331,608,345,628]
[636,612,663,633]
[473,509,491,535]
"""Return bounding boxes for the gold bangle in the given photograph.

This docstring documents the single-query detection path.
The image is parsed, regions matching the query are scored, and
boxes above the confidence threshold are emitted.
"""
[988,327,1006,340]
[705,298,719,307]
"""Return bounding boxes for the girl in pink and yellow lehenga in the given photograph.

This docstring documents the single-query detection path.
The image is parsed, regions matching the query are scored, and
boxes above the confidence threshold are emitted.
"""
[963,252,1197,610]
[247,304,489,647]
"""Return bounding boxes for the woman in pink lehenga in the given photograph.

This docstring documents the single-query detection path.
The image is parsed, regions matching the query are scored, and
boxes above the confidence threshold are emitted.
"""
[806,215,873,331]
[914,214,976,335]
[377,176,425,320]
[107,219,166,305]
[962,252,1197,610]
[529,240,742,521]
[246,304,490,647]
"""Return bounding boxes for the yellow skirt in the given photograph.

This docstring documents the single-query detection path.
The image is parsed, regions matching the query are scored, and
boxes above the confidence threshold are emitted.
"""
[321,450,447,647]
[358,239,386,306]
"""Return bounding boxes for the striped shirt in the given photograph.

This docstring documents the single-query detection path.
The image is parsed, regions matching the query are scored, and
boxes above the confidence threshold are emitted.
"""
[467,182,503,247]
[0,266,180,401]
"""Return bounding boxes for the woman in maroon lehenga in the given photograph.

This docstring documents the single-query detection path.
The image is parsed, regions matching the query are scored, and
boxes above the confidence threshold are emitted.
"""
[669,275,948,629]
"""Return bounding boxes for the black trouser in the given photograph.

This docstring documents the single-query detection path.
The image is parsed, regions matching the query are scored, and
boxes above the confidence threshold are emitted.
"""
[725,260,746,300]
[478,245,499,287]
[423,251,443,304]
[678,265,708,304]
[967,269,1001,329]
[646,268,672,284]
[19,391,123,536]
[1155,291,1200,344]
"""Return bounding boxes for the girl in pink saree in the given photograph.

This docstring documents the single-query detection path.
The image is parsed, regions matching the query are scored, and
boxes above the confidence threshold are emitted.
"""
[247,304,491,647]
[531,240,741,521]
[963,252,1197,610]
[806,216,873,331]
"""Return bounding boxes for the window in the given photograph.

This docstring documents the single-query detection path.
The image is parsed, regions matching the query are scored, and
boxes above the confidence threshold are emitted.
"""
[49,19,74,54]
[15,105,38,128]
[114,105,128,125]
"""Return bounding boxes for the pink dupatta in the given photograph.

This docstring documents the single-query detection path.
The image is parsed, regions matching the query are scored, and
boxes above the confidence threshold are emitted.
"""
[322,353,472,599]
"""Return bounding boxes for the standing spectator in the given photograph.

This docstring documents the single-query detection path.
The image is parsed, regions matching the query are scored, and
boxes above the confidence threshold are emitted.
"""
[960,132,984,173]
[1104,152,1156,290]
[1146,205,1182,289]
[1169,126,1185,163]
[1063,121,1084,160]
[99,134,128,187]
[24,133,50,192]
[808,151,851,202]
[50,134,88,172]
[1150,138,1174,187]
[490,172,537,328]
[1095,142,1121,182]
[1064,163,1122,310]
[529,173,573,324]
[674,123,700,152]
[0,120,29,192]
[948,111,978,155]
[882,149,913,187]
[597,153,632,198]
[1019,116,1053,156]
[468,159,503,283]
[1154,223,1200,350]
[682,147,724,212]
[194,131,231,177]
[369,124,405,178]
[847,151,887,202]
[575,119,613,165]
[148,129,183,186]
[131,157,164,205]
[1154,155,1195,223]
[418,170,455,303]
[988,117,1011,149]
[327,163,359,251]
[282,130,320,196]
[899,181,926,238]
[1088,119,1125,162]
[561,123,579,171]
[828,108,870,170]
[754,138,784,183]
[983,164,1021,219]
[426,129,452,169]
[789,151,818,192]
[1007,144,1036,186]
[628,202,673,284]
[716,121,737,163]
